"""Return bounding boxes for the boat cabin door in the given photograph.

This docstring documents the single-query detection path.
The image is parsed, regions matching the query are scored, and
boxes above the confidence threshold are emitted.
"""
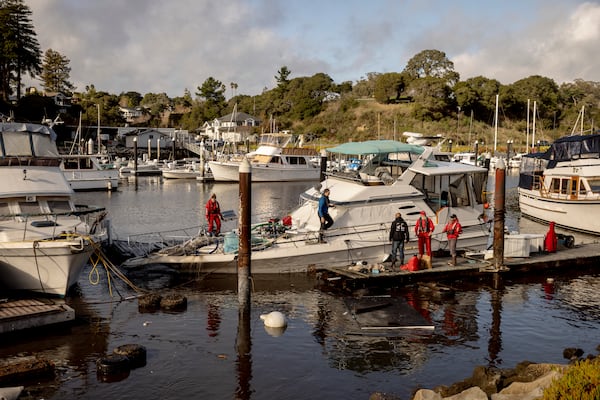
[569,176,579,200]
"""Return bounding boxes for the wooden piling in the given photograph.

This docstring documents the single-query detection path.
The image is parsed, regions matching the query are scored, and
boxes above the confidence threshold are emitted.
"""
[493,158,506,270]
[238,157,252,307]
[133,137,138,175]
[319,149,327,182]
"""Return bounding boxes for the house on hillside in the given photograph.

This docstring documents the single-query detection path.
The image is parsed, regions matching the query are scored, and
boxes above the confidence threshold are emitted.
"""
[123,128,175,150]
[201,111,261,142]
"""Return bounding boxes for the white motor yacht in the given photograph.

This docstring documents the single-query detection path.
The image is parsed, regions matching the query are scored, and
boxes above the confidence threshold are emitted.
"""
[0,122,109,296]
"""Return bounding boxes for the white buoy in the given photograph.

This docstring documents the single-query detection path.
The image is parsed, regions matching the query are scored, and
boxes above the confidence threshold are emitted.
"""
[260,311,287,328]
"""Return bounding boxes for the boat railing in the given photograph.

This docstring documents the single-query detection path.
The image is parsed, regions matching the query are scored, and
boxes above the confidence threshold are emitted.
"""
[123,225,209,254]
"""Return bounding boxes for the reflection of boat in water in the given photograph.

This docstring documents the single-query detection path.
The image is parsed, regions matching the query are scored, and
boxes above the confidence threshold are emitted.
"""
[0,122,109,296]
[126,142,490,273]
[518,133,600,234]
[208,132,320,182]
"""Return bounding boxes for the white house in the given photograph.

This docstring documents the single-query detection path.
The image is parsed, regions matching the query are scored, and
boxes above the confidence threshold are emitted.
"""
[201,111,261,142]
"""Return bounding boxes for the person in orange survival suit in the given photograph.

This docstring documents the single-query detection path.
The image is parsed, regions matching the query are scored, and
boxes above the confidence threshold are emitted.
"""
[205,193,223,236]
[414,211,435,258]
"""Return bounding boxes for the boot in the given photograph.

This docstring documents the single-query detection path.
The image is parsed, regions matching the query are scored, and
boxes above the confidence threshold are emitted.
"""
[452,256,457,266]
[390,261,396,271]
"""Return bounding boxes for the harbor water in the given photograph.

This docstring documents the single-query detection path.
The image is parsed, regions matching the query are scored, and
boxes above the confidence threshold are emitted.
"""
[2,172,600,400]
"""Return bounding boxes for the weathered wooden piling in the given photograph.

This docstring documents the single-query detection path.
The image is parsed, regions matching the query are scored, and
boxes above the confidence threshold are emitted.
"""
[133,137,138,175]
[474,140,479,166]
[493,158,506,270]
[238,157,252,307]
[319,149,327,182]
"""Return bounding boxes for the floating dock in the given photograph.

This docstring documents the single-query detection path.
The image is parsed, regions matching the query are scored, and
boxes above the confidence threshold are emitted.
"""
[0,298,75,334]
[317,242,600,290]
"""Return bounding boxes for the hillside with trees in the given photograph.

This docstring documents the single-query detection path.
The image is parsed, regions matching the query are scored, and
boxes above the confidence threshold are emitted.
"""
[1,1,599,153]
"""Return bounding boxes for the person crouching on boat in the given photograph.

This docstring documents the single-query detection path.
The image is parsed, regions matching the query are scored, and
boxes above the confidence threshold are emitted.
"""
[318,188,335,243]
[415,211,434,258]
[389,212,409,270]
[205,193,223,236]
[443,214,462,266]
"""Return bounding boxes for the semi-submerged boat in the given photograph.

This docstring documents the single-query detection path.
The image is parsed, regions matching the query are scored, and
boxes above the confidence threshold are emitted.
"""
[518,133,600,235]
[126,140,490,273]
[208,132,320,182]
[0,122,109,296]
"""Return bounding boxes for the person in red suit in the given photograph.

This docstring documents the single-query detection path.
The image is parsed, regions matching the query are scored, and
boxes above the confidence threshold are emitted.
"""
[443,214,463,266]
[414,211,434,258]
[205,193,223,236]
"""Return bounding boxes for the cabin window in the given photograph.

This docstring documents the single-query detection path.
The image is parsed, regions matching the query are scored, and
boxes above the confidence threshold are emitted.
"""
[0,202,10,221]
[579,180,587,196]
[18,201,41,216]
[560,179,568,195]
[48,201,72,214]
[551,179,561,193]
[587,179,600,193]
[298,157,306,165]
[269,156,282,164]
[449,175,470,206]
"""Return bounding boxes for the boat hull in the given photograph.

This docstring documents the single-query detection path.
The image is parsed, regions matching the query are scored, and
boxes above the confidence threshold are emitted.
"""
[0,240,94,296]
[209,160,320,182]
[519,188,600,234]
[126,225,489,274]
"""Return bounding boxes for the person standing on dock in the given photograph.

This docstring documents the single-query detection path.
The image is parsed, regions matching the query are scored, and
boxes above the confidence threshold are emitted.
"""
[388,212,409,270]
[318,188,334,243]
[443,214,462,266]
[205,193,223,236]
[414,211,434,258]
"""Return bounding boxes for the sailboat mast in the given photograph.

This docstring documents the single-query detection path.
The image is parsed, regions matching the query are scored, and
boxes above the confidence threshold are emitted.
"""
[96,104,101,154]
[532,101,537,151]
[493,94,499,152]
[526,99,530,154]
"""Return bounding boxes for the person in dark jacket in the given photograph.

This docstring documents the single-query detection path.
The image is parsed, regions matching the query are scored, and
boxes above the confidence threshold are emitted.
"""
[388,212,409,269]
[317,188,334,243]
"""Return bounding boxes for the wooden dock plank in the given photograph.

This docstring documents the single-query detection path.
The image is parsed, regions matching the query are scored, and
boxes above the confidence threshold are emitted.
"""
[0,299,75,334]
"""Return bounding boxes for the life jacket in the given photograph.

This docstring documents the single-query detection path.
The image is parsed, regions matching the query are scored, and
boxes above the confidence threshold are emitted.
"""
[416,217,432,234]
[206,199,220,215]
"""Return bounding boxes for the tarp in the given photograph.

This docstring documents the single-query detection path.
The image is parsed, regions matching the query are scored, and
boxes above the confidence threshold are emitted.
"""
[326,140,423,155]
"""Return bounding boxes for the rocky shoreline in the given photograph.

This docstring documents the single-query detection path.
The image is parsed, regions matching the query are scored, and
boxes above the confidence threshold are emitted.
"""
[370,346,599,400]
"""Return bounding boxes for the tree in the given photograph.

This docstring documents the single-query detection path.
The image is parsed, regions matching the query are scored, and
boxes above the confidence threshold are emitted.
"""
[454,76,501,121]
[404,49,459,87]
[40,48,75,94]
[0,0,41,101]
[195,77,226,121]
[374,72,406,103]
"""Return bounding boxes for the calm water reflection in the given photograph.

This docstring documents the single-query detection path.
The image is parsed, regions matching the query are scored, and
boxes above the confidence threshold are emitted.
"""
[1,175,598,400]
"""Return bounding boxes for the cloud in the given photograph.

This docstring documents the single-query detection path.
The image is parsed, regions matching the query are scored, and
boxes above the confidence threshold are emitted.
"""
[25,0,599,98]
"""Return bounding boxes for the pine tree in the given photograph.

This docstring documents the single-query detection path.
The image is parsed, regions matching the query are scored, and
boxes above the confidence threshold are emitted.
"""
[0,0,41,101]
[40,48,75,94]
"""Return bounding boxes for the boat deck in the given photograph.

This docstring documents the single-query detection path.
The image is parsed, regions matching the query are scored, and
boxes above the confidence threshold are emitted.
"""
[0,298,74,334]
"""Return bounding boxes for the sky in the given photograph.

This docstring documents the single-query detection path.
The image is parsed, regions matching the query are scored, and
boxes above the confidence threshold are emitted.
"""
[26,0,600,98]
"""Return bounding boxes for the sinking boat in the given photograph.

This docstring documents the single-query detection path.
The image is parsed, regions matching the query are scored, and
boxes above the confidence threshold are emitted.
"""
[126,141,490,273]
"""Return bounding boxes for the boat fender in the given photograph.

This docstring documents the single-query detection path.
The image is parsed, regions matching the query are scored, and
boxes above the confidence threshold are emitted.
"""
[260,311,287,328]
[544,222,557,253]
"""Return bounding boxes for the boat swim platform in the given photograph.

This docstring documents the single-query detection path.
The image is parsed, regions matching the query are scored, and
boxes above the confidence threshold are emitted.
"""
[0,298,75,334]
[316,242,600,289]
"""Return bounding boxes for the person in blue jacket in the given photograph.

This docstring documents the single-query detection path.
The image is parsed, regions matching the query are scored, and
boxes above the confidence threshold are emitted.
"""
[318,188,334,243]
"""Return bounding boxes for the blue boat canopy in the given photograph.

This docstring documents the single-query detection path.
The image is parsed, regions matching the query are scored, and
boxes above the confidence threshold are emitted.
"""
[326,140,423,155]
